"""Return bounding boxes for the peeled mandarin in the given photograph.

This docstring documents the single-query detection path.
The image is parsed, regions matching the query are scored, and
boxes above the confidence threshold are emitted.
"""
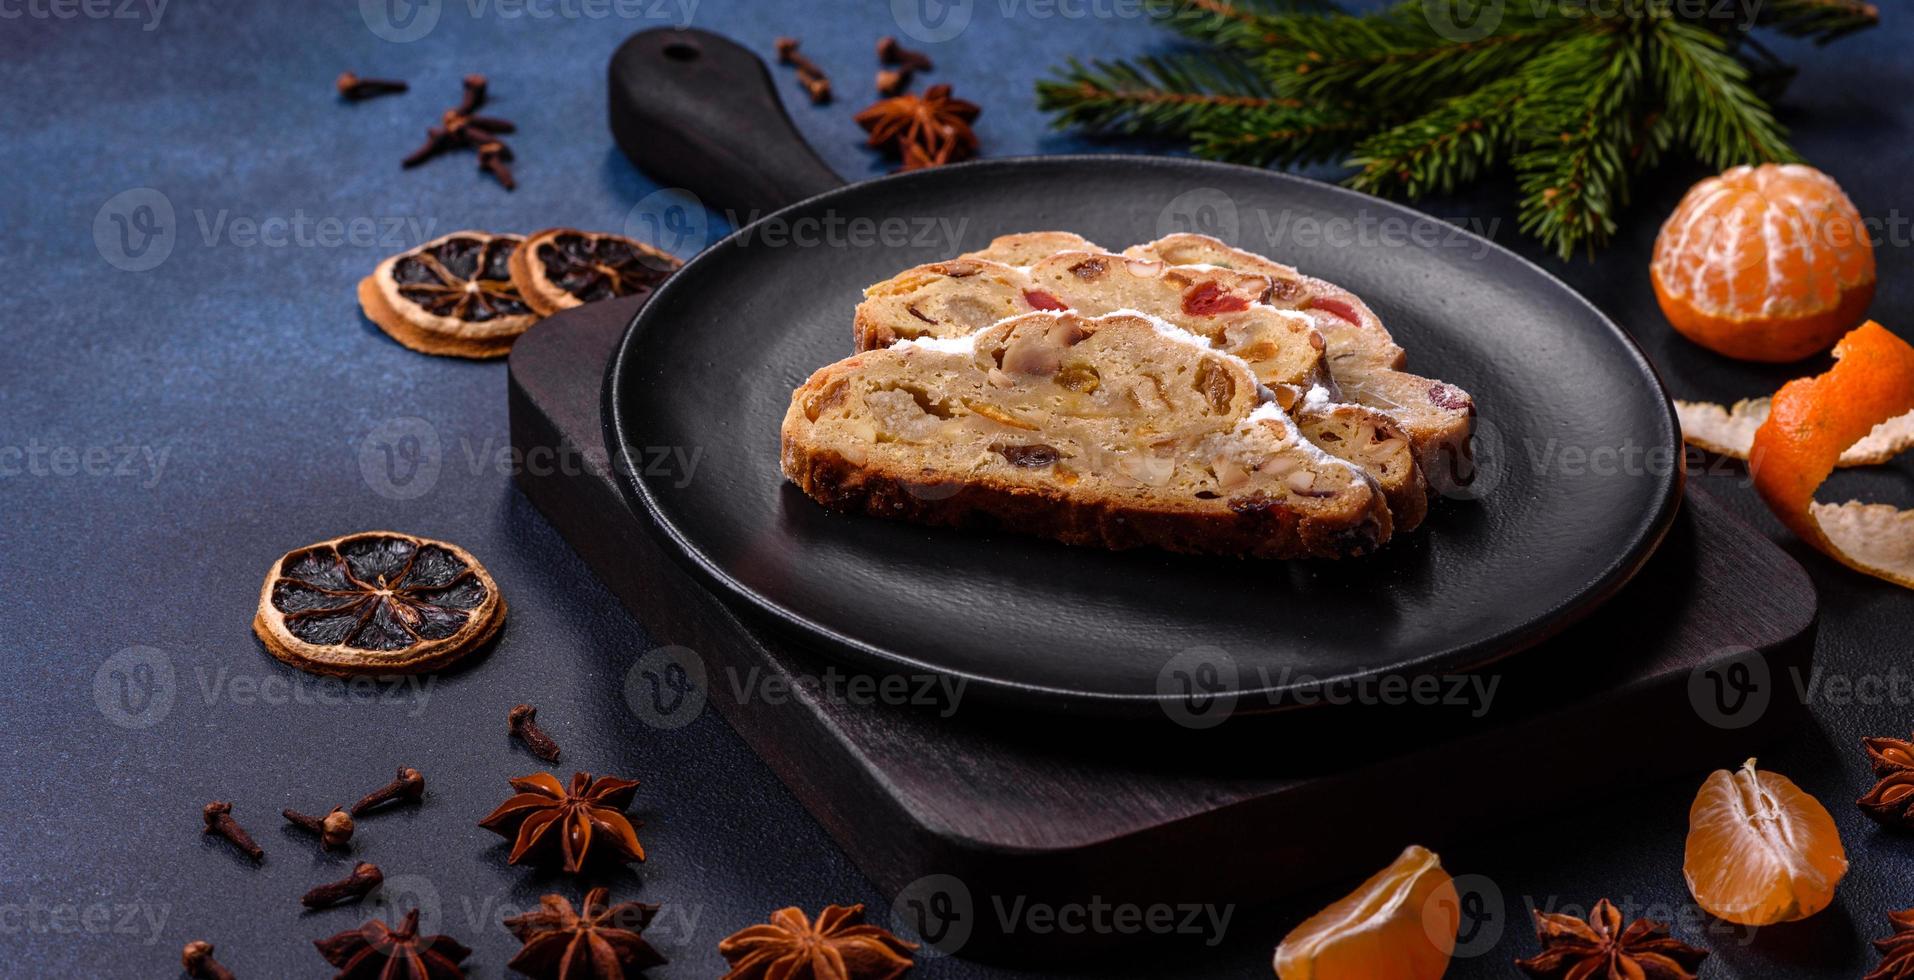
[1651,164,1874,362]
[1683,758,1847,925]
[1274,844,1458,980]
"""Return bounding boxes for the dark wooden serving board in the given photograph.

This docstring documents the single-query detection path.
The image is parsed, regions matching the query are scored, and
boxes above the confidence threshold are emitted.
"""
[508,294,1818,962]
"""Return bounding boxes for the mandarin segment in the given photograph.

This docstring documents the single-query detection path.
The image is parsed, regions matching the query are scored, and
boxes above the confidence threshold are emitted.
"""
[1683,759,1846,926]
[1651,164,1874,362]
[1274,844,1457,980]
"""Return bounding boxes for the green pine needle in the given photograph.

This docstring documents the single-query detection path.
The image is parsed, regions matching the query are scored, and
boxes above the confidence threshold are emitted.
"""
[1651,18,1800,169]
[1511,25,1645,259]
[1037,54,1297,139]
[1346,73,1526,198]
[1038,0,1871,257]
[1753,0,1880,43]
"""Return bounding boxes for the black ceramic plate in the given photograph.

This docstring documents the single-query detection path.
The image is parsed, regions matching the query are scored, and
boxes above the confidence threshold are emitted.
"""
[601,32,1681,715]
[603,156,1683,712]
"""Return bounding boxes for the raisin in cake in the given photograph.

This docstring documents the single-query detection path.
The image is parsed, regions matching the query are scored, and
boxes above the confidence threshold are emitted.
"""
[782,311,1392,559]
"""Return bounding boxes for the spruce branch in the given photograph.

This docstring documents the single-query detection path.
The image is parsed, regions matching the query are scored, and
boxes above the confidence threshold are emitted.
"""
[1038,55,1300,139]
[1651,18,1799,169]
[1257,5,1569,106]
[1512,26,1644,259]
[1752,0,1879,43]
[1157,0,1342,52]
[1193,106,1383,167]
[1039,0,1872,257]
[1346,73,1526,198]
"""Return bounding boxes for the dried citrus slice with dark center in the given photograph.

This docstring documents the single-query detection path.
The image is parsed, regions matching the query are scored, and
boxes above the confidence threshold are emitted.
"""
[253,531,506,676]
[358,231,539,359]
[509,228,681,316]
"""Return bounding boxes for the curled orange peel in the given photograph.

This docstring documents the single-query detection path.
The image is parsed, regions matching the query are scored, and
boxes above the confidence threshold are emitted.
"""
[1751,321,1914,589]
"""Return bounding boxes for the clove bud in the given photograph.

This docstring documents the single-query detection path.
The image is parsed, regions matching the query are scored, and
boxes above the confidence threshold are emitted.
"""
[336,71,408,101]
[283,807,355,850]
[182,940,237,980]
[202,801,263,862]
[477,141,516,190]
[508,703,561,762]
[774,37,833,105]
[301,862,384,909]
[877,36,933,72]
[456,73,489,115]
[351,766,425,816]
[876,67,913,97]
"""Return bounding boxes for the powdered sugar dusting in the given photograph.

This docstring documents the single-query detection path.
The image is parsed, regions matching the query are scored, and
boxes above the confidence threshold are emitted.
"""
[892,333,978,355]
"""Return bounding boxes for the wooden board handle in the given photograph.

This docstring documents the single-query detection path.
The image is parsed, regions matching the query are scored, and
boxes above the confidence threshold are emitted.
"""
[609,28,845,217]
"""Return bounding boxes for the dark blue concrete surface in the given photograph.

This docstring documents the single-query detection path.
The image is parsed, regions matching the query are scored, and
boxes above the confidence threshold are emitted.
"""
[1,1,1910,977]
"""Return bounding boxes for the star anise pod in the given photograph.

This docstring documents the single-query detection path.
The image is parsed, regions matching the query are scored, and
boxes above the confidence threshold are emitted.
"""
[314,909,471,980]
[854,83,979,172]
[1514,899,1708,980]
[1861,734,1914,828]
[718,903,916,980]
[504,887,667,979]
[479,771,645,873]
[1868,907,1914,979]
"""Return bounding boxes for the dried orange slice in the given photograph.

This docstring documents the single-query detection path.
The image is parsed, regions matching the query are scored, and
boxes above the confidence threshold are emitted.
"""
[1684,758,1846,926]
[358,231,538,359]
[253,531,505,676]
[1750,322,1914,589]
[508,228,681,316]
[1651,164,1874,362]
[1274,844,1457,980]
